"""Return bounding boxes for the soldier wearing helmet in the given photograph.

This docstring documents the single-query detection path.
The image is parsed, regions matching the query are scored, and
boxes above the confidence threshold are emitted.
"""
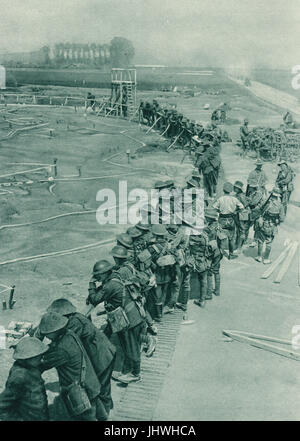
[254,188,284,264]
[247,159,268,195]
[233,180,251,252]
[148,224,173,321]
[39,312,105,421]
[240,119,250,157]
[212,182,244,259]
[0,337,49,421]
[276,160,295,215]
[204,208,227,299]
[46,298,116,418]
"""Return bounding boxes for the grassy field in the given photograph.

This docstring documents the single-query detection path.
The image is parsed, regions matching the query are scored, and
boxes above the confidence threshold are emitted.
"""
[6,66,236,91]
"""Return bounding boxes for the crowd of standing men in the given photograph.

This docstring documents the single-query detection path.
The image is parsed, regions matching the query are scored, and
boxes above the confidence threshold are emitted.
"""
[0,100,296,421]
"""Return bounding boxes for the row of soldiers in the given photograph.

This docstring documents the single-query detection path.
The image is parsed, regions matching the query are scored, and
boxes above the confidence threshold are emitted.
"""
[139,100,231,150]
[0,175,232,421]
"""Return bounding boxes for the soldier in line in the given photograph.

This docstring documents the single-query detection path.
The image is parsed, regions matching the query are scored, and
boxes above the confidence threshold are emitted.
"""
[213,182,244,259]
[254,188,285,264]
[46,298,116,418]
[240,119,250,156]
[276,160,295,215]
[110,245,157,354]
[164,223,191,313]
[39,312,107,421]
[233,181,251,253]
[86,260,146,384]
[148,224,173,322]
[189,229,209,308]
[204,208,227,299]
[247,159,268,196]
[0,337,49,421]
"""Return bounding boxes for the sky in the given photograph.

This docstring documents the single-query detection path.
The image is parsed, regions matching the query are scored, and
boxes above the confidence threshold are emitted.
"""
[0,0,299,68]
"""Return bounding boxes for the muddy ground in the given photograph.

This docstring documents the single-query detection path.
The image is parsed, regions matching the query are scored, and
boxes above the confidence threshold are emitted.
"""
[0,77,299,420]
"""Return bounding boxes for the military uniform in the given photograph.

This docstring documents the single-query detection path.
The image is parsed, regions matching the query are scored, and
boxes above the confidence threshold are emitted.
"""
[204,210,227,298]
[42,327,105,421]
[240,121,249,155]
[247,162,268,195]
[234,181,251,250]
[254,192,285,263]
[276,162,294,215]
[66,312,116,415]
[88,270,146,379]
[0,361,49,421]
[166,225,191,312]
[189,232,209,307]
[213,183,244,258]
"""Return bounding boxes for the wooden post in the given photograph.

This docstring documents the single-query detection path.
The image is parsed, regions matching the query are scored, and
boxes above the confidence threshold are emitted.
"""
[9,285,16,309]
[53,158,58,177]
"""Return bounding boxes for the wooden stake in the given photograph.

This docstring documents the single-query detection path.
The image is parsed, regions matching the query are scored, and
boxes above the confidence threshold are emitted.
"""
[261,242,293,279]
[146,117,161,134]
[274,241,299,284]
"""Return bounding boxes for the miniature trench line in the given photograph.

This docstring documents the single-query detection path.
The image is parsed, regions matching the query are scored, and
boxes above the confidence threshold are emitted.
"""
[0,105,186,267]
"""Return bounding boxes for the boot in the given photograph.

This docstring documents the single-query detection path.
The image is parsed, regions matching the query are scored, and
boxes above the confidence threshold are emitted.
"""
[263,245,272,265]
[154,303,162,322]
[214,273,221,296]
[236,235,244,254]
[206,275,213,300]
[255,242,263,262]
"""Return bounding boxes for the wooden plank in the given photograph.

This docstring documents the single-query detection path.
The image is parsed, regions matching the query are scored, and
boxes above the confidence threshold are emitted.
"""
[223,330,300,361]
[223,329,291,345]
[261,242,293,279]
[274,241,299,284]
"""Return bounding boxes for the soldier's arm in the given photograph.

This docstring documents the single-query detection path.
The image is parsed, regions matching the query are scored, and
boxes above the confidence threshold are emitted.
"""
[87,279,105,306]
[234,197,244,211]
[42,346,70,371]
[279,205,285,223]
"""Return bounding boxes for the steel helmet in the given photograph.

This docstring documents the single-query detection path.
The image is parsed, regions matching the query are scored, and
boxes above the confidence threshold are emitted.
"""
[92,260,114,275]
[116,233,133,249]
[278,160,287,166]
[223,182,233,193]
[47,298,76,315]
[186,178,198,188]
[152,224,168,236]
[192,169,201,178]
[111,245,129,259]
[127,226,142,238]
[39,312,68,335]
[233,181,244,191]
[135,221,150,231]
[13,337,48,360]
[255,159,263,166]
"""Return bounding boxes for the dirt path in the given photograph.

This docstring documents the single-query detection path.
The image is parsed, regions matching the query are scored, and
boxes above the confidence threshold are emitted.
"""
[229,76,300,117]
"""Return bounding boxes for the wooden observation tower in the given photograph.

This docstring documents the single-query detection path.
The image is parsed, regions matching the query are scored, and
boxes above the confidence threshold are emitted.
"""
[110,68,137,118]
